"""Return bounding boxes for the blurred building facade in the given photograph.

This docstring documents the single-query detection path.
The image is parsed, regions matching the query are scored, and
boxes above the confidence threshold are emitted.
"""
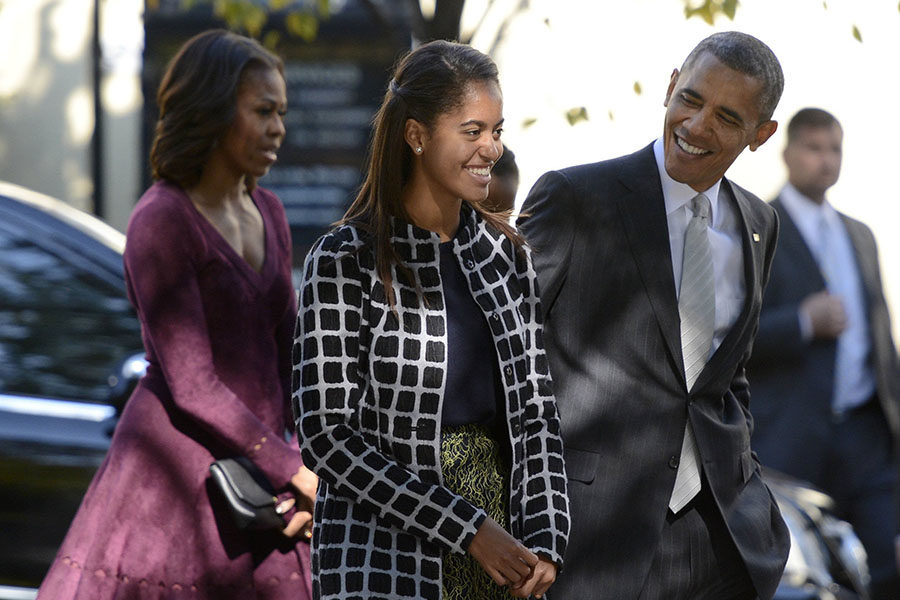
[0,0,410,244]
[0,0,143,231]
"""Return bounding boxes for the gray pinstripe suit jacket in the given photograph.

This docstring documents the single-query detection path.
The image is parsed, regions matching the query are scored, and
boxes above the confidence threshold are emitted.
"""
[518,143,790,600]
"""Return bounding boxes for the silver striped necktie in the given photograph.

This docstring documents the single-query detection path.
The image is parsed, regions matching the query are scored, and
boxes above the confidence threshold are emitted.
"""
[669,192,715,513]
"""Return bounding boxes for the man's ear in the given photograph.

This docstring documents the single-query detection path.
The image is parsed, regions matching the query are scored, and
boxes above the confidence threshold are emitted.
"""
[663,68,679,107]
[404,118,427,154]
[749,120,778,152]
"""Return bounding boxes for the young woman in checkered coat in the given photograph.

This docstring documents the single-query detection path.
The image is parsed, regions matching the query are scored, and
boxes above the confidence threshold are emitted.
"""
[292,40,569,600]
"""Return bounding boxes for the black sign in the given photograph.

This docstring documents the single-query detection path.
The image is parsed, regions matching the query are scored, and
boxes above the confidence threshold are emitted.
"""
[142,1,411,265]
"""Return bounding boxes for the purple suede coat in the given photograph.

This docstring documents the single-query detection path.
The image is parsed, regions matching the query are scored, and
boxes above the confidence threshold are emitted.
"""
[37,181,311,599]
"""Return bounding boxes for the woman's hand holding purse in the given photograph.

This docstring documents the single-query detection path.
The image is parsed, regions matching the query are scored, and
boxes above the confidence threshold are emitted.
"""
[281,465,317,540]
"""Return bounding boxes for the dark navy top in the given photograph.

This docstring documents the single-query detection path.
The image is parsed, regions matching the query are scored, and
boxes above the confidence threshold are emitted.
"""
[439,240,504,427]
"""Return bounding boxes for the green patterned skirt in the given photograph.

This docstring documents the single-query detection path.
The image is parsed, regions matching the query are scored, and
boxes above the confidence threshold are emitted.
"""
[440,423,515,600]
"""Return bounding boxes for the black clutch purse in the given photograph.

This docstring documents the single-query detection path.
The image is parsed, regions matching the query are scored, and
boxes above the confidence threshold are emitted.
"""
[209,457,284,531]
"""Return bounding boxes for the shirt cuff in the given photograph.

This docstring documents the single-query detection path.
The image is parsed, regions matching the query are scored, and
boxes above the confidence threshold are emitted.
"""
[798,307,813,342]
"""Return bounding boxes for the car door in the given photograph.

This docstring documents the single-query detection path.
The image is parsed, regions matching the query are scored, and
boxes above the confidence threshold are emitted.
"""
[0,193,143,588]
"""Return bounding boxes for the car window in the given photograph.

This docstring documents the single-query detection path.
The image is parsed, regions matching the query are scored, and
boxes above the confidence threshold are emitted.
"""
[0,221,143,404]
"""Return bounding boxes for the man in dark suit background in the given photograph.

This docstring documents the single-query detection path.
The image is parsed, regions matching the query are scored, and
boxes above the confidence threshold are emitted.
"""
[747,108,900,599]
[485,144,519,213]
[518,32,790,599]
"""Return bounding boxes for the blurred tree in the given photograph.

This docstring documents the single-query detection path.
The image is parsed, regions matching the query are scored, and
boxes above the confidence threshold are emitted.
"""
[404,0,465,41]
[144,0,330,44]
[404,0,742,42]
[146,0,874,47]
[683,0,738,25]
[146,0,868,130]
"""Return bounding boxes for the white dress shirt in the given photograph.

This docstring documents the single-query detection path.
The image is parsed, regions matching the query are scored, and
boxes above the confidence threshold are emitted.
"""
[778,183,875,412]
[653,138,745,355]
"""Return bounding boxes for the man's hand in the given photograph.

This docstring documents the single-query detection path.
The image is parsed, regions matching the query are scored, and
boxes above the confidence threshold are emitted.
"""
[802,290,847,339]
[467,517,538,588]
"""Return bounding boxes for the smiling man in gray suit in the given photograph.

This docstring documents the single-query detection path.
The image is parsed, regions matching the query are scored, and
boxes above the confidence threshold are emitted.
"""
[518,32,790,599]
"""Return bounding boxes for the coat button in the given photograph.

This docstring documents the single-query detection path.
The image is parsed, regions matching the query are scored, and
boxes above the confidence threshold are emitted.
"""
[668,455,680,469]
[504,365,513,377]
[465,259,475,269]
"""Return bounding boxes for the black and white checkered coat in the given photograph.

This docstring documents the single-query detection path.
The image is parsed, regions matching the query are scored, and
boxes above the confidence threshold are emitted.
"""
[292,204,569,600]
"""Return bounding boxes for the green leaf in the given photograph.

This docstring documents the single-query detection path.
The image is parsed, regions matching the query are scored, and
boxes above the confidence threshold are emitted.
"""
[165,0,328,41]
[852,24,862,42]
[683,0,737,24]
[633,81,642,95]
[722,0,738,19]
[522,117,538,129]
[247,6,267,36]
[684,3,716,25]
[262,30,281,50]
[286,12,319,42]
[565,106,589,126]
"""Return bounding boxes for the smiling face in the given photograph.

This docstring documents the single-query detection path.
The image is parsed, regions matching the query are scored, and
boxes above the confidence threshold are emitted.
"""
[783,123,842,204]
[216,66,287,180]
[662,52,777,192]
[412,80,504,205]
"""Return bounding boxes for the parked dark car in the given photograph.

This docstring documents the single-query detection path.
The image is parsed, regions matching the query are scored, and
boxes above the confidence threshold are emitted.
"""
[769,469,871,600]
[0,182,144,597]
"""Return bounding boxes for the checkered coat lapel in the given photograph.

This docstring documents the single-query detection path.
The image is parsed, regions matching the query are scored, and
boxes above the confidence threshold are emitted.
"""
[292,204,569,599]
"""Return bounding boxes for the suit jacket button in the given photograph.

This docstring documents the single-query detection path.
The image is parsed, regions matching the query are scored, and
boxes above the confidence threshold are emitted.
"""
[668,455,680,469]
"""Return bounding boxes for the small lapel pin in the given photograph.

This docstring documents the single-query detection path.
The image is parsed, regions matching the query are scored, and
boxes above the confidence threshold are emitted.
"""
[752,232,760,243]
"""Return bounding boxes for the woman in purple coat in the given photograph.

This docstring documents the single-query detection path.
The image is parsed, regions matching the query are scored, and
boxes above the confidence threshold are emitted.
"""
[38,30,315,599]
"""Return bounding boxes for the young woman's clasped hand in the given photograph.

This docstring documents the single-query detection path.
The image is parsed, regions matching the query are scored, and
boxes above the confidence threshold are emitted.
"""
[468,517,558,598]
[281,465,317,540]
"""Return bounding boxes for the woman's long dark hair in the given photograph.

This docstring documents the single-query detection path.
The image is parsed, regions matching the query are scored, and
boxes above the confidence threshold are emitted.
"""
[150,29,284,191]
[342,39,523,308]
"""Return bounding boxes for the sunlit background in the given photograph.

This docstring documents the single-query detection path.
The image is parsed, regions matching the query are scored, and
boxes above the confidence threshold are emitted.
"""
[465,0,900,342]
[0,0,897,340]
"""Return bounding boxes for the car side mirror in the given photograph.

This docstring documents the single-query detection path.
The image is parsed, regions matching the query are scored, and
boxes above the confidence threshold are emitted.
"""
[107,352,148,417]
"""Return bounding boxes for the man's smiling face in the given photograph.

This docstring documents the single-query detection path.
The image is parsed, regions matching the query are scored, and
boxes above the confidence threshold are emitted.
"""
[662,52,777,192]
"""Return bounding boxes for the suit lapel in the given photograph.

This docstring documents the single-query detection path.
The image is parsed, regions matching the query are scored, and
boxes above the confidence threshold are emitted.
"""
[772,196,827,289]
[614,145,684,383]
[840,214,878,309]
[695,181,763,387]
[615,150,775,391]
